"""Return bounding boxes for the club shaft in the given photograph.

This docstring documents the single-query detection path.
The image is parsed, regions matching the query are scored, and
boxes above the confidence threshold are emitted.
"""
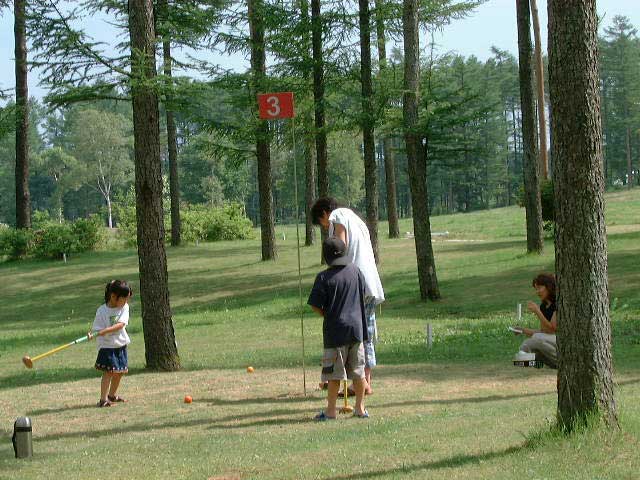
[292,116,306,397]
[30,335,89,363]
[30,342,75,362]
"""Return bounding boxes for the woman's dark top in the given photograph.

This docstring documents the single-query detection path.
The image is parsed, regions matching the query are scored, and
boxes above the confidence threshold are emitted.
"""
[540,301,556,322]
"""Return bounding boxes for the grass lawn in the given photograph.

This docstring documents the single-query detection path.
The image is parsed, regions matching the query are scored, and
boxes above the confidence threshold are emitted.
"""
[1,189,639,479]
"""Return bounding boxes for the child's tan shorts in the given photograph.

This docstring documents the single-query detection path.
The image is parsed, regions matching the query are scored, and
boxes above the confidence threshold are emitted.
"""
[321,342,365,381]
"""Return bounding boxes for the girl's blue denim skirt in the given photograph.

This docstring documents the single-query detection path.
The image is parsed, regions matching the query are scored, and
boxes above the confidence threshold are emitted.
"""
[95,346,128,373]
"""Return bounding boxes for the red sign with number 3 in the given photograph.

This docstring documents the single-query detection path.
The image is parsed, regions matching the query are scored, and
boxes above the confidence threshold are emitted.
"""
[258,92,295,119]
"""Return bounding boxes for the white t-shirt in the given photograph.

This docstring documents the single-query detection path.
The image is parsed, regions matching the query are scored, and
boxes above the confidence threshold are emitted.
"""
[92,303,131,349]
[329,208,385,304]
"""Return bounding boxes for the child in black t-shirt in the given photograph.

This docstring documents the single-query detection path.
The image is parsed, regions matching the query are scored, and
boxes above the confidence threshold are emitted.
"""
[307,237,369,420]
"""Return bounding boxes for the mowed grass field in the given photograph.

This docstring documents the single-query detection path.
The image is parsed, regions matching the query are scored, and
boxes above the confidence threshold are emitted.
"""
[1,190,639,479]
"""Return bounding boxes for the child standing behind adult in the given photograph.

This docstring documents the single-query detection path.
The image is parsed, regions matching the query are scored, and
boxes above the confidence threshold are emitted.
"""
[312,198,384,395]
[308,238,369,420]
[89,280,133,407]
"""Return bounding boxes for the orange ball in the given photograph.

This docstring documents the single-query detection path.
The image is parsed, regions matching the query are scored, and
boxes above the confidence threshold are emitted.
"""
[184,395,193,404]
[247,366,254,373]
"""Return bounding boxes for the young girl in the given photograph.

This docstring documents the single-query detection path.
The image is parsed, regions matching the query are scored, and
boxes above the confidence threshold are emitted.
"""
[89,280,133,407]
[514,273,558,368]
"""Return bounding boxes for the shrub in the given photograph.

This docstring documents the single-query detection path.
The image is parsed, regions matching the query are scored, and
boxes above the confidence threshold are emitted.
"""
[32,210,55,228]
[0,227,33,259]
[32,223,76,259]
[181,203,254,243]
[72,215,103,252]
[206,203,254,241]
[181,205,209,243]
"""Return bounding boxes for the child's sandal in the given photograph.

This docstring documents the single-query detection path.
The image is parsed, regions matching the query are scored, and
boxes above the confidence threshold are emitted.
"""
[97,399,112,408]
[313,411,336,421]
[108,395,126,403]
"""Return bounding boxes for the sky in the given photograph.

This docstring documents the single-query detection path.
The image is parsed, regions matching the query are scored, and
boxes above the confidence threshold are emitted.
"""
[0,0,639,100]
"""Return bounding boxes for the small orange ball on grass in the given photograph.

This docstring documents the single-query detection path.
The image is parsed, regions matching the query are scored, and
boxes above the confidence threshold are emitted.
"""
[184,395,193,404]
[247,366,254,373]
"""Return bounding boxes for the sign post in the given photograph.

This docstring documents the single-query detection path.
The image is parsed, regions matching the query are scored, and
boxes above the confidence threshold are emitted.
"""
[257,92,306,396]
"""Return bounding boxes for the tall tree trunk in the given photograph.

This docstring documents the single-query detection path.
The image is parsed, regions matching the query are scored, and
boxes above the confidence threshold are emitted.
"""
[128,0,180,371]
[248,0,277,260]
[14,0,30,229]
[548,0,617,430]
[516,0,544,254]
[374,0,400,239]
[358,0,379,262]
[530,0,549,179]
[311,0,328,199]
[162,28,181,246]
[510,101,519,205]
[626,126,633,188]
[300,0,316,246]
[403,0,440,301]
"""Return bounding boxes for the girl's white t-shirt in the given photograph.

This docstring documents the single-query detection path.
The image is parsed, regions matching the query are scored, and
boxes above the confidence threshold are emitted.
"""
[92,303,131,349]
[329,208,385,304]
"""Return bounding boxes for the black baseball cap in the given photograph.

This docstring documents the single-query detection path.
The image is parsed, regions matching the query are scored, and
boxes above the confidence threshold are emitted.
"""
[322,237,349,266]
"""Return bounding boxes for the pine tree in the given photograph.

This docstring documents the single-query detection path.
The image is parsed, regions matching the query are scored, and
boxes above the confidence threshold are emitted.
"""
[358,0,379,262]
[128,0,180,370]
[516,0,543,253]
[14,0,31,229]
[548,0,617,430]
[248,0,277,260]
[403,0,440,300]
[374,0,399,239]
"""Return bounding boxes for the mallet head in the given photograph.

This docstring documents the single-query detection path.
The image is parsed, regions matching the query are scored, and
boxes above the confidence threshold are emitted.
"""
[22,356,33,369]
[339,405,354,414]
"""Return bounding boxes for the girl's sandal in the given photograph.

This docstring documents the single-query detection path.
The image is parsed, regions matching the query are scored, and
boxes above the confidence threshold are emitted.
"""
[97,399,112,408]
[108,395,126,403]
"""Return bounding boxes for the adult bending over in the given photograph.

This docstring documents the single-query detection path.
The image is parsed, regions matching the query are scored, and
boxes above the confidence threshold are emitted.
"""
[311,197,384,394]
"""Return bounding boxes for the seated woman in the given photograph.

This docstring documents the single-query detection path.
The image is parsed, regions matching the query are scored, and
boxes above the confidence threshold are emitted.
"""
[514,273,558,368]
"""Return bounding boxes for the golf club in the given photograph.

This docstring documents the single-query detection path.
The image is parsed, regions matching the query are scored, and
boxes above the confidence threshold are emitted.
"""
[339,380,354,414]
[22,334,92,369]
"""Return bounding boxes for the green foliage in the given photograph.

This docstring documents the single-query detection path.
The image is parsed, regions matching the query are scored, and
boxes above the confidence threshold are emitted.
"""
[600,16,640,187]
[0,227,33,260]
[0,215,103,261]
[112,187,138,247]
[114,183,254,246]
[181,203,255,243]
[31,223,76,259]
[71,215,103,252]
[31,209,55,229]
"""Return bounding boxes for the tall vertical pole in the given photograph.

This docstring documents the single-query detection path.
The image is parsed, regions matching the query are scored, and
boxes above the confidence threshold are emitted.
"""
[292,116,307,396]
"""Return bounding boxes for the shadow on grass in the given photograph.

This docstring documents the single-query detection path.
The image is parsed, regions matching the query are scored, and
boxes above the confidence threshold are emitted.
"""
[27,404,97,416]
[36,404,313,442]
[325,446,523,479]
[202,394,317,407]
[0,366,148,392]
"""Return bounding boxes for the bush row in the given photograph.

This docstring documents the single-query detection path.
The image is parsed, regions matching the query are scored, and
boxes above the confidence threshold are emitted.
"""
[115,202,254,247]
[0,216,103,260]
[1,203,255,261]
